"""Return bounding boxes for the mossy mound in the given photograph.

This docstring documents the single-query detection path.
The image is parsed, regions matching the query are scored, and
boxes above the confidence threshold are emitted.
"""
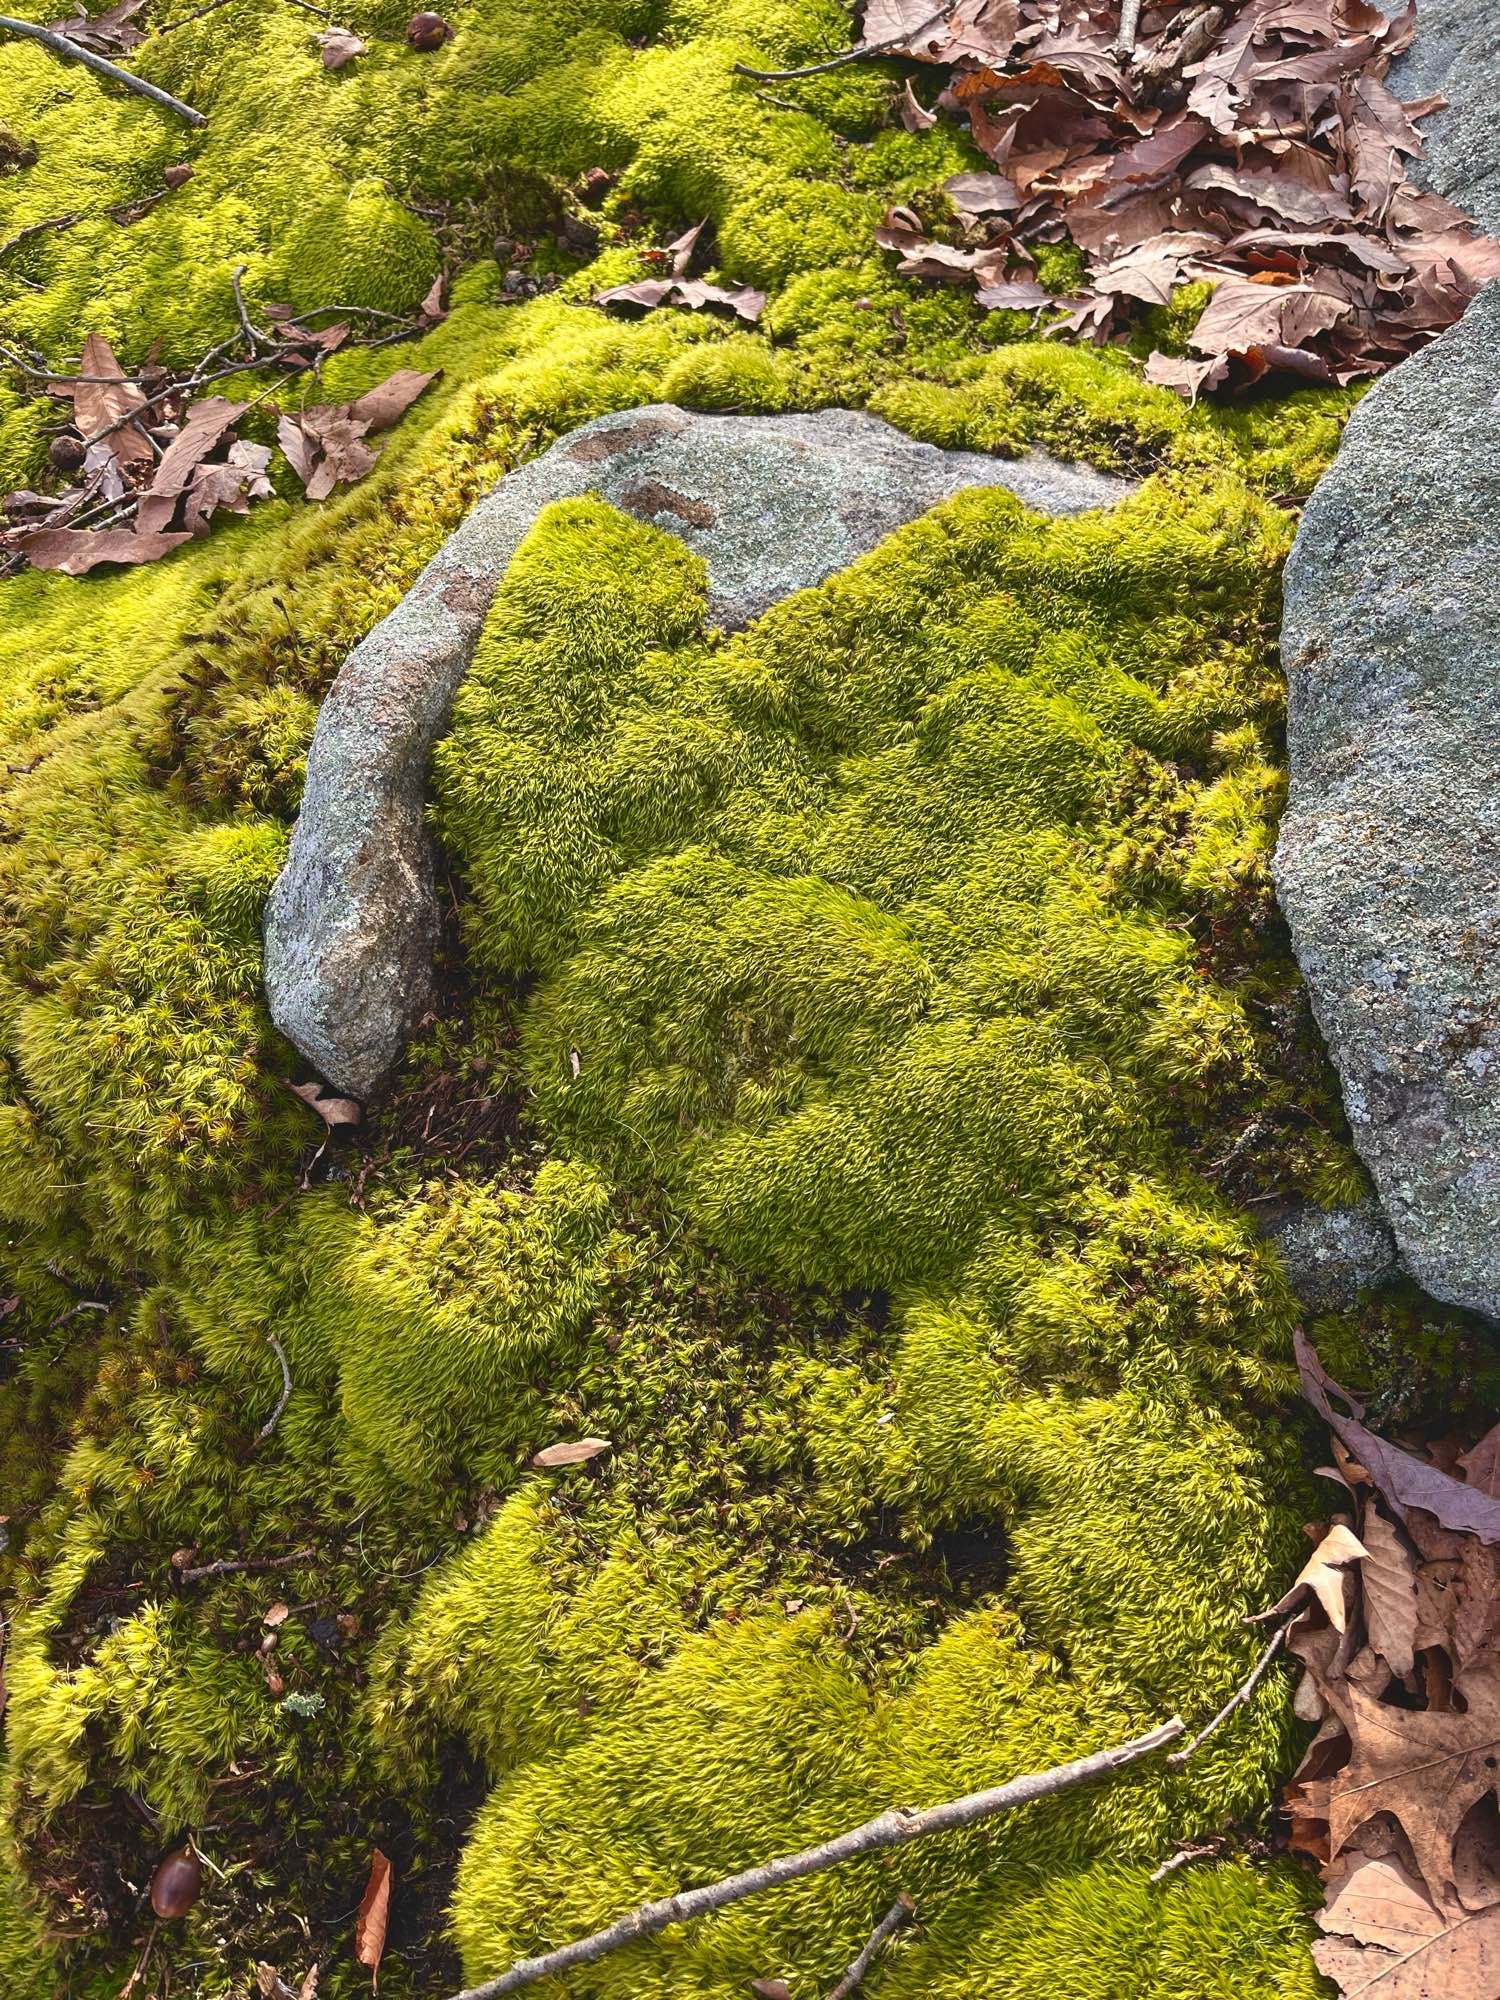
[0,0,1481,1992]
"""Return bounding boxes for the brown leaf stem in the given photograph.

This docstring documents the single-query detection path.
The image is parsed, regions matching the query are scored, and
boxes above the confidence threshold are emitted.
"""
[0,13,208,125]
[446,1719,1186,2000]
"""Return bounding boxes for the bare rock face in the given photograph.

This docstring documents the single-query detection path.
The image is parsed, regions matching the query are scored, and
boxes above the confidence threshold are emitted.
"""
[263,404,1132,1100]
[1274,283,1500,1320]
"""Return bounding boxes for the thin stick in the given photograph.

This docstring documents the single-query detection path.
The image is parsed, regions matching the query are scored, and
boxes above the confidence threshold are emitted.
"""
[1117,0,1143,58]
[1148,1840,1222,1885]
[1166,1621,1290,1766]
[177,1547,314,1583]
[828,1893,914,2000]
[0,212,81,262]
[257,1332,293,1439]
[732,6,949,82]
[151,0,237,34]
[448,1720,1185,2000]
[0,14,208,125]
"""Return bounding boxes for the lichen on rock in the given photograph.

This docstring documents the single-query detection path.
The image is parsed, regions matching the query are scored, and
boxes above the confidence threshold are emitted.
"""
[0,0,1457,1992]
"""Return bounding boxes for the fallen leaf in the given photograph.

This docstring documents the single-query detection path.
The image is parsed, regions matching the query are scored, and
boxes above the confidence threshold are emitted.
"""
[1357,1502,1419,1678]
[14,526,191,573]
[898,79,937,131]
[531,1437,611,1468]
[1298,1333,1500,1544]
[51,0,147,53]
[1265,1521,1367,1631]
[287,1079,363,1130]
[69,333,152,467]
[346,368,439,431]
[354,1850,392,1986]
[316,25,366,67]
[263,1602,291,1628]
[749,1982,794,2000]
[595,277,766,324]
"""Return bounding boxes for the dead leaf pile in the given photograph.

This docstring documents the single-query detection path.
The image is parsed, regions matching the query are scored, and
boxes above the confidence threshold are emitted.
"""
[1283,1331,1500,1997]
[860,0,1500,395]
[1,309,439,574]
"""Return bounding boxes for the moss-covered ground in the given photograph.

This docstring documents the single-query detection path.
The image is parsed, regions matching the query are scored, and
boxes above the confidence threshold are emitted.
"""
[4,0,1499,1993]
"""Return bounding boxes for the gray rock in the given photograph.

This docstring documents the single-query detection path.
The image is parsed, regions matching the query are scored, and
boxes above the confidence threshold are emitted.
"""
[264,403,1133,1100]
[1273,281,1500,1321]
[1263,1199,1398,1313]
[1384,0,1500,233]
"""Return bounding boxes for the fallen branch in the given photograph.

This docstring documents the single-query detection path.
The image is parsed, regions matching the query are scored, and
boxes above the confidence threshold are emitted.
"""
[177,1548,315,1584]
[1165,1616,1293,1767]
[1116,0,1143,58]
[828,1893,914,2000]
[0,14,208,125]
[732,7,949,81]
[1148,1839,1223,1886]
[447,1719,1185,2000]
[257,1332,293,1440]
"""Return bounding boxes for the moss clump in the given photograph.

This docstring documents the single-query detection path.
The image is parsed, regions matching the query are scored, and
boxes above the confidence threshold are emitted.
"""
[0,0,1432,1988]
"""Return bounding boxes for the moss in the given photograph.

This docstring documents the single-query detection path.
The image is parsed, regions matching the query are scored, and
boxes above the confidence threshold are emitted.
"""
[0,0,1413,1987]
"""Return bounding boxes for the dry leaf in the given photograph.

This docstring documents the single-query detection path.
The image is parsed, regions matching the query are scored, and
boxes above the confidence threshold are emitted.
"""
[749,1982,794,2000]
[347,368,439,431]
[531,1437,611,1469]
[287,1080,363,1130]
[69,333,152,467]
[317,25,366,67]
[263,1602,291,1629]
[354,1849,392,1986]
[1313,1850,1500,1999]
[595,277,766,324]
[1357,1503,1419,1678]
[1265,1522,1367,1632]
[1298,1333,1500,1544]
[14,526,191,573]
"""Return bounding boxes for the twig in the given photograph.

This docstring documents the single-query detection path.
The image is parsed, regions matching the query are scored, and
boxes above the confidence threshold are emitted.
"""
[1148,1839,1222,1885]
[732,6,949,81]
[257,1332,293,1439]
[1132,2,1230,98]
[827,1893,914,2000]
[447,1719,1185,2000]
[177,1548,315,1583]
[150,0,238,33]
[0,212,81,262]
[118,1921,158,1999]
[1166,1618,1292,1766]
[0,14,208,125]
[1117,0,1143,58]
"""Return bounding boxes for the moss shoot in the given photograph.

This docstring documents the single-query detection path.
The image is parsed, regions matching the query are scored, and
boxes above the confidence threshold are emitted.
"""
[0,0,1449,1992]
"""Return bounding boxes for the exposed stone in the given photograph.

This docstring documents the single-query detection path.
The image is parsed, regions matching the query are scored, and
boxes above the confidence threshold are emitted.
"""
[1385,0,1500,233]
[264,403,1133,1100]
[1262,1199,1397,1314]
[1274,281,1500,1321]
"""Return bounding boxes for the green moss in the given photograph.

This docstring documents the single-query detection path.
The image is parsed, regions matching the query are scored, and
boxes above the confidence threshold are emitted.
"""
[0,0,1409,1987]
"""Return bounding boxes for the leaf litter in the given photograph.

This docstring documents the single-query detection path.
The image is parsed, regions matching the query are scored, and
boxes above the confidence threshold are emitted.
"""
[1283,1334,1500,1997]
[857,0,1500,394]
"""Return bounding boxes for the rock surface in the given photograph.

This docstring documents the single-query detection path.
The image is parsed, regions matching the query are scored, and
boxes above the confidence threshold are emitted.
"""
[1274,281,1500,1320]
[264,403,1132,1099]
[1386,0,1500,233]
[1263,1199,1397,1314]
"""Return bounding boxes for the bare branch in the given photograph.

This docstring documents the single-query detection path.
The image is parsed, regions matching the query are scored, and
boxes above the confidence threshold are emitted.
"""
[257,1333,294,1440]
[828,1893,914,2000]
[447,1719,1186,2000]
[0,14,208,125]
[1148,1839,1223,1886]
[732,7,949,82]
[177,1548,315,1584]
[1166,1618,1292,1767]
[1116,0,1143,58]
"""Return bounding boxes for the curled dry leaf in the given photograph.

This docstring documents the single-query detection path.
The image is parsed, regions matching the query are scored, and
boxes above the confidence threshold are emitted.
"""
[1357,1503,1419,1678]
[277,368,438,501]
[595,276,766,324]
[531,1437,611,1469]
[354,1849,393,1985]
[316,25,367,68]
[1265,1521,1367,1632]
[69,332,152,467]
[287,1080,363,1131]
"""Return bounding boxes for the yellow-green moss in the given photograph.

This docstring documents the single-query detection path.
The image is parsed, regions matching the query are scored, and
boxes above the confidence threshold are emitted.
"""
[0,0,1430,1988]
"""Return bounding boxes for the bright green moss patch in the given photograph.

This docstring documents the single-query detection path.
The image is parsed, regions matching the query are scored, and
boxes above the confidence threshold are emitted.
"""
[0,0,1438,1988]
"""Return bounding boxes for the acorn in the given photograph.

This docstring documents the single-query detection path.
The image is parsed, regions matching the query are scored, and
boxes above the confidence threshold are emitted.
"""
[47,433,86,474]
[149,1844,202,1920]
[404,11,451,49]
